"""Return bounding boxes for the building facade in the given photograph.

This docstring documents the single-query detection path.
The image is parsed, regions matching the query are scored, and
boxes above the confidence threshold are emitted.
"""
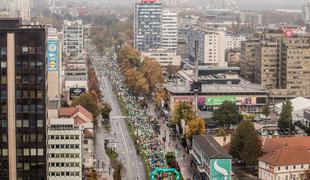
[0,18,47,179]
[188,27,227,67]
[47,118,83,180]
[141,50,181,68]
[63,20,84,56]
[134,0,162,51]
[161,9,178,52]
[302,3,310,26]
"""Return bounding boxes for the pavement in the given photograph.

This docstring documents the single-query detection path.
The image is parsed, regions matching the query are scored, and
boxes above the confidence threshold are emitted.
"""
[91,52,146,180]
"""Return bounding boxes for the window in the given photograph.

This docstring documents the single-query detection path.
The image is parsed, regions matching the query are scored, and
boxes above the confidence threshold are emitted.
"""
[24,163,30,170]
[23,120,29,127]
[302,165,304,169]
[293,165,296,169]
[286,166,288,170]
[38,148,43,156]
[30,134,36,142]
[37,120,43,127]
[1,76,6,84]
[22,47,29,54]
[16,120,22,127]
[278,167,280,170]
[23,149,29,156]
[2,149,7,156]
[1,61,6,68]
[30,148,36,156]
[2,134,7,142]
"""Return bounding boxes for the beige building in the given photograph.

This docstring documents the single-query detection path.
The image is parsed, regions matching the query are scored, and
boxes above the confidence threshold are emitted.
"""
[241,31,310,98]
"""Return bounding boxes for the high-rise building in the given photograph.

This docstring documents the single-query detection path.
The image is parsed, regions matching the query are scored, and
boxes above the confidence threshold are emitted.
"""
[17,0,31,22]
[47,118,83,180]
[0,18,47,179]
[63,20,84,56]
[302,3,310,25]
[187,27,227,67]
[241,31,310,98]
[134,0,162,51]
[161,9,178,52]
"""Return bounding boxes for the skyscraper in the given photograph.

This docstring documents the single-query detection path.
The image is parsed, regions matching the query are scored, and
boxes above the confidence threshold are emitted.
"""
[0,18,47,180]
[63,20,84,57]
[134,0,162,51]
[161,9,178,52]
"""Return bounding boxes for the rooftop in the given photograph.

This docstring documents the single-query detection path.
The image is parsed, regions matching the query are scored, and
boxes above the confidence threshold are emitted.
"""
[59,105,93,122]
[275,97,310,111]
[165,82,268,94]
[193,135,231,159]
[259,136,310,166]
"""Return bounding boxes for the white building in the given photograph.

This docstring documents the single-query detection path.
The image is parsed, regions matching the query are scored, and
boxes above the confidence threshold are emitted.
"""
[162,9,178,52]
[303,3,310,25]
[141,50,181,68]
[63,20,84,56]
[225,34,247,50]
[48,118,83,180]
[275,97,310,123]
[188,27,227,67]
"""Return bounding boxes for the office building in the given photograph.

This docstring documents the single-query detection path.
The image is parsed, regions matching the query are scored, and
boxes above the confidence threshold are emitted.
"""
[161,9,178,52]
[134,0,162,51]
[188,27,227,67]
[63,20,84,56]
[47,118,83,180]
[0,18,47,179]
[239,12,263,29]
[302,3,310,26]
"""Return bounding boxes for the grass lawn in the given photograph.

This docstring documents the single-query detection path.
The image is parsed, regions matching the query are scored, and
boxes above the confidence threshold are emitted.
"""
[106,148,118,161]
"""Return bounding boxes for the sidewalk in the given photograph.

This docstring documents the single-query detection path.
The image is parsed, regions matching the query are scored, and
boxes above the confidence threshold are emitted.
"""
[150,104,194,180]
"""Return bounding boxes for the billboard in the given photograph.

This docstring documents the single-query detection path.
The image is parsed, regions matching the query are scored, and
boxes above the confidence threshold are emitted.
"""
[205,96,236,106]
[69,88,86,100]
[236,97,257,105]
[47,40,59,71]
[210,159,232,180]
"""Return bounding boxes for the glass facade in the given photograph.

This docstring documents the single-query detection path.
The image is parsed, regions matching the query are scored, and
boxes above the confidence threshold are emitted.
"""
[0,19,47,180]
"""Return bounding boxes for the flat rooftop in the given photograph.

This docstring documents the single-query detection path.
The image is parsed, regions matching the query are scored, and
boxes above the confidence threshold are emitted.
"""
[165,82,268,94]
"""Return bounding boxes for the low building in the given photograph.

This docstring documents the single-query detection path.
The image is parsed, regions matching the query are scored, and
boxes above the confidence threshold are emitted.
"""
[48,118,83,180]
[274,97,310,123]
[141,50,181,68]
[191,135,232,180]
[58,105,95,168]
[258,136,310,180]
[304,109,310,127]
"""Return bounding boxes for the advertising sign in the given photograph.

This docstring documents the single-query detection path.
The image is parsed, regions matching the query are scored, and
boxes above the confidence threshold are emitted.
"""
[47,40,59,71]
[210,159,231,180]
[236,97,257,105]
[205,96,236,106]
[69,88,86,100]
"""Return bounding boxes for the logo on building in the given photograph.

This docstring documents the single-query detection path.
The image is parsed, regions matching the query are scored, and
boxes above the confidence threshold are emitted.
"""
[47,40,59,71]
[69,88,86,100]
[210,159,231,180]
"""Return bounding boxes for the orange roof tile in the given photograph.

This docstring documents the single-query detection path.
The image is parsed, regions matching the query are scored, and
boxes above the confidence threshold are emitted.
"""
[83,129,94,138]
[59,105,93,121]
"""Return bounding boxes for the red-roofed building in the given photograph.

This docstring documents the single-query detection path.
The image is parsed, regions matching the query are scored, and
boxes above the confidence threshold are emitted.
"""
[59,105,93,123]
[258,136,310,180]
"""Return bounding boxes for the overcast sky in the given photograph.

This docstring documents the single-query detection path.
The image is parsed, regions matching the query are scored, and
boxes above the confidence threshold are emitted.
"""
[235,0,309,10]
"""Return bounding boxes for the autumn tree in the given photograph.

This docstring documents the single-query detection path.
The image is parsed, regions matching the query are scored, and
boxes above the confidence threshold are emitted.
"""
[154,89,169,108]
[172,101,196,135]
[117,45,140,65]
[124,68,149,96]
[211,101,242,129]
[185,117,206,138]
[229,120,262,171]
[72,92,100,118]
[278,100,294,131]
[300,170,310,180]
[140,58,164,93]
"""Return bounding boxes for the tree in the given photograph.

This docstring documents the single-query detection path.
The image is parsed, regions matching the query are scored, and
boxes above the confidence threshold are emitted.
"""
[140,58,164,93]
[72,92,100,118]
[229,120,262,170]
[171,101,196,135]
[154,89,168,108]
[211,101,242,129]
[185,117,206,138]
[117,45,139,64]
[101,102,112,119]
[112,160,125,180]
[262,104,270,121]
[124,68,149,96]
[278,100,294,130]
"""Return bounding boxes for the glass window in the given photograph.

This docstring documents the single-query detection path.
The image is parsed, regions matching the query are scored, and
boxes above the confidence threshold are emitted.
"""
[22,105,29,113]
[30,134,36,142]
[30,148,36,156]
[24,163,30,170]
[23,135,29,142]
[38,148,43,156]
[37,120,43,127]
[1,76,7,84]
[23,120,29,127]
[22,47,29,54]
[2,134,7,142]
[37,90,42,98]
[0,47,7,55]
[17,149,22,156]
[1,61,6,68]
[16,120,22,127]
[23,149,29,156]
[2,149,7,156]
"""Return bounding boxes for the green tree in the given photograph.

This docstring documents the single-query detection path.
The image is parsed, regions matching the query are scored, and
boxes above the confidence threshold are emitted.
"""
[72,92,99,118]
[278,100,294,130]
[262,104,270,121]
[211,101,241,129]
[229,120,262,170]
[171,101,196,135]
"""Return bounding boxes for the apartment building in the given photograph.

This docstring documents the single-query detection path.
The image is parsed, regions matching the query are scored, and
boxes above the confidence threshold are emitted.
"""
[141,50,181,68]
[0,18,47,179]
[161,9,178,52]
[48,118,83,180]
[134,0,162,51]
[63,20,84,56]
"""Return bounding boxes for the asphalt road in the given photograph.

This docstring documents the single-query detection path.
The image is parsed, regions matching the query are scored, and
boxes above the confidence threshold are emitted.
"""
[95,57,146,180]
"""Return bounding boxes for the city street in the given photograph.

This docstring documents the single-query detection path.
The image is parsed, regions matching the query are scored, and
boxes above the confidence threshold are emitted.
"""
[92,52,146,180]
